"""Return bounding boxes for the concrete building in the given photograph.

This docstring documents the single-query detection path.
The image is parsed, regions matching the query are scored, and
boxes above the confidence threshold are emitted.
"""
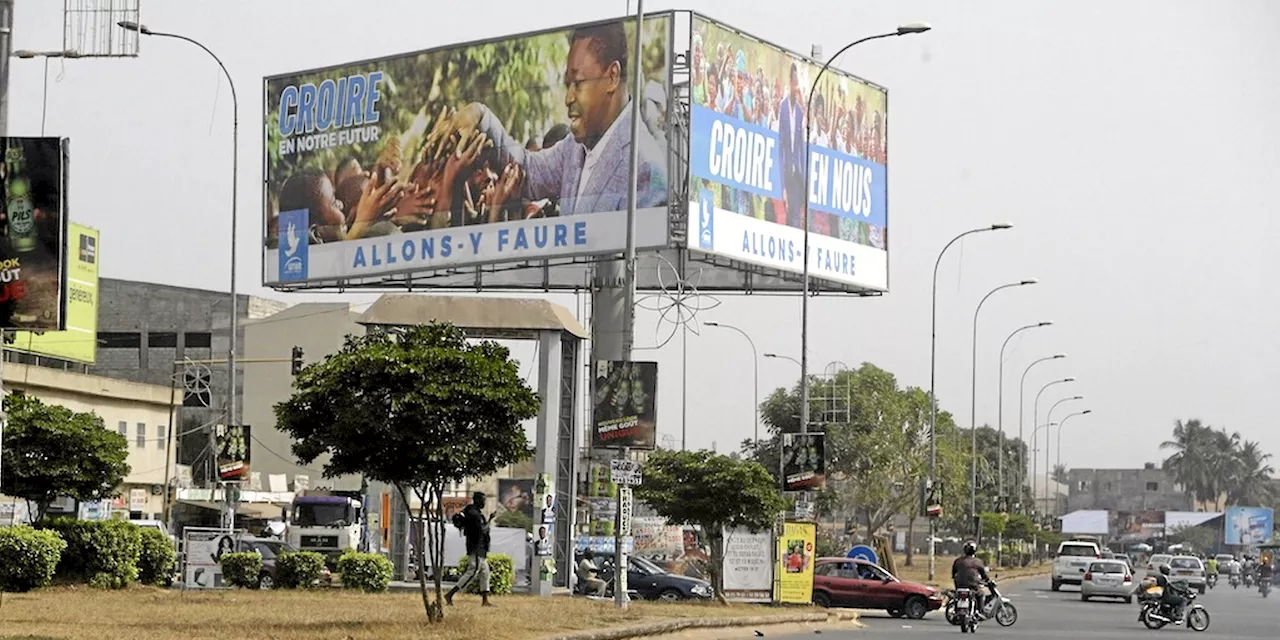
[1,362,175,520]
[1066,468,1191,513]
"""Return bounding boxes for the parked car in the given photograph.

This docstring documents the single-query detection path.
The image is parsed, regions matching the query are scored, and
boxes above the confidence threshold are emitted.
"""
[596,555,712,601]
[1081,559,1136,603]
[1168,555,1206,594]
[237,536,324,590]
[1051,540,1101,591]
[812,557,943,619]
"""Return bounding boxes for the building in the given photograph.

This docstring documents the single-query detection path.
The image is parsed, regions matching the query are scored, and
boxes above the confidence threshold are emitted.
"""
[1066,468,1191,513]
[1,361,174,520]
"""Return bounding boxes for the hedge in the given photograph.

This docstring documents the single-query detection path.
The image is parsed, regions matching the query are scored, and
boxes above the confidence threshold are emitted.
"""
[276,551,326,589]
[40,518,141,589]
[0,526,66,592]
[456,553,514,595]
[137,527,177,586]
[220,552,263,589]
[337,551,393,592]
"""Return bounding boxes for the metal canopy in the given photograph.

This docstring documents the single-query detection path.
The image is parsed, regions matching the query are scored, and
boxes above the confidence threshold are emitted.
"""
[356,294,588,340]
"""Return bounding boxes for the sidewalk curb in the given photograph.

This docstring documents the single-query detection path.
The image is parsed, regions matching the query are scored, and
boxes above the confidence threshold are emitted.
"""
[540,610,860,640]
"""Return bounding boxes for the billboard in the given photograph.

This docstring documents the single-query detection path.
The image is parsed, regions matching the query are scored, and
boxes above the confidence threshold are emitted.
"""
[687,17,888,291]
[775,521,815,604]
[591,360,658,449]
[263,15,672,286]
[498,478,535,521]
[215,424,251,481]
[1225,506,1274,546]
[722,526,773,602]
[782,433,826,491]
[8,223,98,362]
[0,137,69,329]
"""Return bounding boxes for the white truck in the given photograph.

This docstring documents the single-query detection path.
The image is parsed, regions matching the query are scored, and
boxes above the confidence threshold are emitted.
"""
[286,492,363,565]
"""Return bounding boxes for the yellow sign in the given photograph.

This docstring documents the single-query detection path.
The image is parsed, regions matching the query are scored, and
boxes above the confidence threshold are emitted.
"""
[9,223,99,363]
[775,521,816,604]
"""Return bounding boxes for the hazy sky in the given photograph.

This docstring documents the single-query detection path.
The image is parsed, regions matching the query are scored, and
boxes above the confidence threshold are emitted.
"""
[12,1,1280,472]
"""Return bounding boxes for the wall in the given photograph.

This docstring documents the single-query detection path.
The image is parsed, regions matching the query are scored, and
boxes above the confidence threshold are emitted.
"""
[3,362,174,518]
[1066,468,1191,513]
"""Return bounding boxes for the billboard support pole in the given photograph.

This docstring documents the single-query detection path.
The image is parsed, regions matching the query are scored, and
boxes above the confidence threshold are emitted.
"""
[0,0,11,497]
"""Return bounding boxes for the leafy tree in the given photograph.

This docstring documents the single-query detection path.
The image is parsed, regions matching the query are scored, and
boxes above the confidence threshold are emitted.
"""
[0,393,130,522]
[980,512,1008,539]
[1162,419,1276,510]
[1225,440,1275,507]
[635,450,786,604]
[1003,513,1036,542]
[1051,464,1068,485]
[494,508,532,532]
[274,323,538,622]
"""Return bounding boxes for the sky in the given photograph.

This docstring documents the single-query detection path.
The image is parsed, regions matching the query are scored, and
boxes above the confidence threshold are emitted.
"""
[11,1,1280,472]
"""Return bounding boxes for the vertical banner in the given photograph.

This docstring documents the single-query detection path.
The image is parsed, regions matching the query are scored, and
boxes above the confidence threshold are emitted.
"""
[9,222,98,362]
[775,521,815,604]
[0,137,70,330]
[723,526,773,602]
[782,433,826,491]
[534,472,555,556]
[591,360,658,449]
[215,424,252,481]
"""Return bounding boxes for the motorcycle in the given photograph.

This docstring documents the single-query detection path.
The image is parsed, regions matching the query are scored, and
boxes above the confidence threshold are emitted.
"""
[1244,571,1255,588]
[1230,572,1241,589]
[1261,578,1272,598]
[1138,584,1210,631]
[946,581,1017,628]
[1206,573,1217,589]
[952,587,980,633]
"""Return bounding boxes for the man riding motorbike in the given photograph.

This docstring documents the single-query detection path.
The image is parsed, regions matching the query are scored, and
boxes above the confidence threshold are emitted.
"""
[1154,564,1191,623]
[1259,560,1274,590]
[952,541,992,618]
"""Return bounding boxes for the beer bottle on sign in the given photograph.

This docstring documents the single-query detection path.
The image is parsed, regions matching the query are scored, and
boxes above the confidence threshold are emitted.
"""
[5,141,37,254]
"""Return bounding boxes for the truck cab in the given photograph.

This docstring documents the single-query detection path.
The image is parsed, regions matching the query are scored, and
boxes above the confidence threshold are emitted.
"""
[286,492,363,565]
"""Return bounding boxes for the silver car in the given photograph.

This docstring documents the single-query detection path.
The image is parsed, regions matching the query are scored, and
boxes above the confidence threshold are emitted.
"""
[1168,555,1206,593]
[1081,560,1136,603]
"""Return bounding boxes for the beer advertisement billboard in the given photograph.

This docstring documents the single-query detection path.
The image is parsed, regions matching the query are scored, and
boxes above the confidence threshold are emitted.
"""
[9,223,98,363]
[591,360,658,449]
[0,137,69,329]
[263,15,672,286]
[688,17,889,291]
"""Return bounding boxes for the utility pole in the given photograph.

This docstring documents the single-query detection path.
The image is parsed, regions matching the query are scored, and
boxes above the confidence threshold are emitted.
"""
[0,0,14,496]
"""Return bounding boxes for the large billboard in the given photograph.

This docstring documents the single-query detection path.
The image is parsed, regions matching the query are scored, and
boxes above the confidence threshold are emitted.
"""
[687,17,888,291]
[9,223,98,362]
[0,137,69,329]
[263,15,672,286]
[1224,506,1274,546]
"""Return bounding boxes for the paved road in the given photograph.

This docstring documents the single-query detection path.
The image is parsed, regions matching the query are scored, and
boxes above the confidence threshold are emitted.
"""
[721,576,1278,639]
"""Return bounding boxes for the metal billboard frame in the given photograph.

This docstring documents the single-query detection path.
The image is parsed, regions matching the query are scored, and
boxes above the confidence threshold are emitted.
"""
[261,11,887,298]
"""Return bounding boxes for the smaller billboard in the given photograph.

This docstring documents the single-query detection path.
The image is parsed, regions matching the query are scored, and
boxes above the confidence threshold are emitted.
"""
[722,526,773,602]
[498,478,535,521]
[782,433,826,491]
[1225,506,1274,546]
[183,528,236,588]
[0,137,70,330]
[9,223,98,362]
[775,521,815,604]
[591,360,658,449]
[215,425,251,481]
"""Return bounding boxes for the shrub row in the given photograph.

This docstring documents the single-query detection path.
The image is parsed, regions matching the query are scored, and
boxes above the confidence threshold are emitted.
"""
[0,519,176,592]
[337,550,393,592]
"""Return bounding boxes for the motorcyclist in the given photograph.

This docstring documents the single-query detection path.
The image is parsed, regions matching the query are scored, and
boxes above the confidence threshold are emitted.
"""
[1258,559,1273,589]
[951,541,992,617]
[1154,564,1190,623]
[1205,556,1218,580]
[576,549,607,597]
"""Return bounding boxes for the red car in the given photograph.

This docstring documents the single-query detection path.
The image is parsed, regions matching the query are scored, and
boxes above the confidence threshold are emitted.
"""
[813,557,944,619]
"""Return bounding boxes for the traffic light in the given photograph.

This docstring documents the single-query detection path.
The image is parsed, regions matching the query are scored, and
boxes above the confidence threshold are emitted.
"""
[291,346,304,376]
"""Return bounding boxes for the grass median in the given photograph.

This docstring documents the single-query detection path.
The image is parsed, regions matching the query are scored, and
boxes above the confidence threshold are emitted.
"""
[0,587,812,640]
[892,554,1051,586]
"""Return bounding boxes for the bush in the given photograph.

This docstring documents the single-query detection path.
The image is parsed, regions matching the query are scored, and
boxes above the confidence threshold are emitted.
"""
[276,551,326,589]
[456,553,514,595]
[337,551,393,592]
[0,526,67,592]
[137,528,177,586]
[40,518,141,589]
[219,552,263,589]
[976,550,994,567]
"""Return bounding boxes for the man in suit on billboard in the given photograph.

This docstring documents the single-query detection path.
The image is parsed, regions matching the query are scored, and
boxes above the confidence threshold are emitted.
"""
[452,21,668,216]
[777,62,807,228]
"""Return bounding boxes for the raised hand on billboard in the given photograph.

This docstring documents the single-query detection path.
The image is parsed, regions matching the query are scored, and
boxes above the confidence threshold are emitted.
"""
[450,103,485,139]
[420,104,458,164]
[390,183,436,226]
[445,132,492,185]
[483,162,525,223]
[349,170,404,239]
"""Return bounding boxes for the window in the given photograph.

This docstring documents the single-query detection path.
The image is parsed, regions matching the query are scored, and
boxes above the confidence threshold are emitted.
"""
[1146,482,1159,491]
[1088,562,1126,574]
[148,332,178,348]
[814,562,836,577]
[98,332,141,348]
[1077,480,1089,491]
[136,423,146,448]
[157,424,167,449]
[1104,482,1113,492]
[117,421,127,437]
[184,332,212,348]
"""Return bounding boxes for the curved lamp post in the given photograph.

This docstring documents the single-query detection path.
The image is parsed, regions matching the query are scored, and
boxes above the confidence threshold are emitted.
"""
[1055,410,1093,493]
[1032,377,1075,512]
[705,322,759,445]
[1017,354,1065,505]
[996,321,1051,508]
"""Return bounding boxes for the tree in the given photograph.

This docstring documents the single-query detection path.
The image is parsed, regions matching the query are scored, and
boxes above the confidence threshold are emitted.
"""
[1051,464,1068,485]
[1225,440,1275,507]
[274,324,539,623]
[635,450,786,605]
[0,393,130,523]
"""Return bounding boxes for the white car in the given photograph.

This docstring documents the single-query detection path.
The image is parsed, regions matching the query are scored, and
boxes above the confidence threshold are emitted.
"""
[1144,553,1173,579]
[1052,540,1101,591]
[1168,555,1206,594]
[1214,553,1241,575]
[1081,559,1136,603]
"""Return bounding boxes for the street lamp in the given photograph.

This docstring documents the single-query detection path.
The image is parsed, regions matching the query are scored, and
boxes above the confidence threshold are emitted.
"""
[705,322,759,445]
[13,49,81,58]
[1017,354,1065,504]
[996,321,1051,508]
[925,225,1010,580]
[1044,395,1082,509]
[800,22,931,441]
[765,353,801,368]
[1056,409,1093,483]
[119,20,240,526]
[967,279,1036,521]
[1032,377,1075,510]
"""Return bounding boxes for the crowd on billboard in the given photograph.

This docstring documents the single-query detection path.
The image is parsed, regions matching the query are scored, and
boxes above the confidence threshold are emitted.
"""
[263,18,670,272]
[689,20,888,252]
